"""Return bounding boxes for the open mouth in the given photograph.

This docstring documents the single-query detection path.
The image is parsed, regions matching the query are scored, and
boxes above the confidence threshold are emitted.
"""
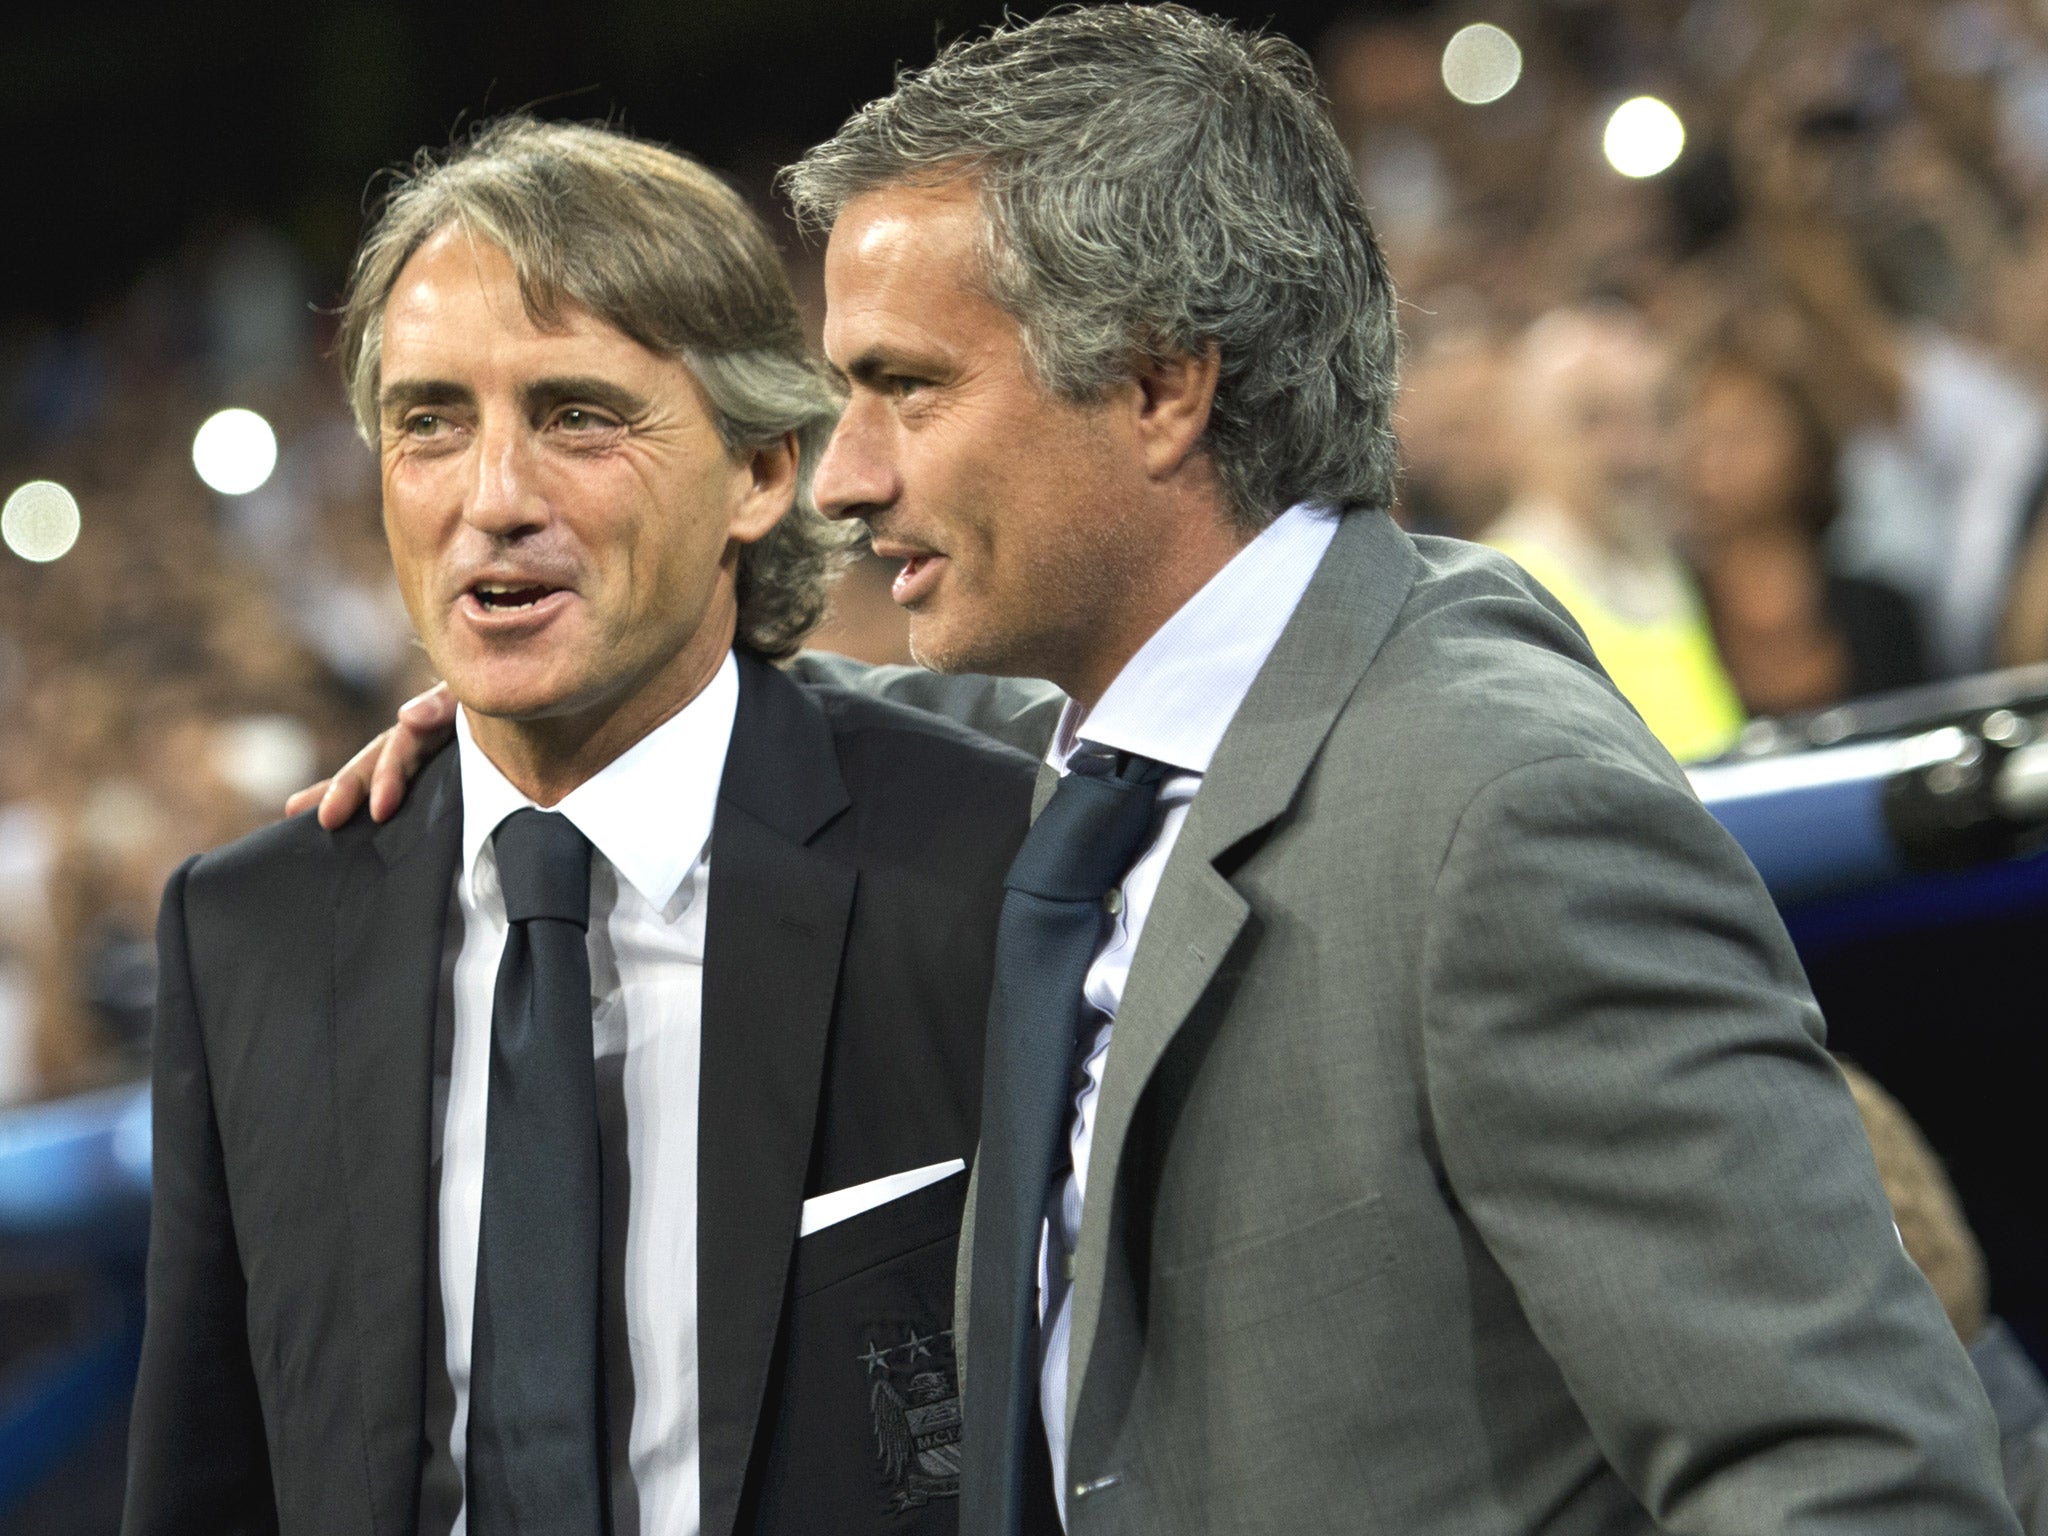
[468,580,563,612]
[892,552,946,604]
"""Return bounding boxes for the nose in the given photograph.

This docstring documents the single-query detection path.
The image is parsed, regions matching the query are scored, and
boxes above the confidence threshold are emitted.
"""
[811,394,899,524]
[464,412,548,539]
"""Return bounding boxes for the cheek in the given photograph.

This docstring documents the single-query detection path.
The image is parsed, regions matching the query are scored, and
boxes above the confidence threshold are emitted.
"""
[379,508,434,606]
[616,478,738,616]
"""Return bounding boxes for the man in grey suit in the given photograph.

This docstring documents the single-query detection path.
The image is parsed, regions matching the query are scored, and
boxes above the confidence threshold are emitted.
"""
[309,7,2020,1532]
[782,8,2018,1533]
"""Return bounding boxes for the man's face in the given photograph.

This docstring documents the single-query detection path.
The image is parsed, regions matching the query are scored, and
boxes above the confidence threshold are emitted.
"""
[1397,342,1512,538]
[1550,324,1670,520]
[1516,314,1673,544]
[378,227,779,730]
[813,181,1150,682]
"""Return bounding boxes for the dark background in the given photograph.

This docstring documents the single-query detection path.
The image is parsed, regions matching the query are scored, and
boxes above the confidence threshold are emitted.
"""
[2,0,1420,331]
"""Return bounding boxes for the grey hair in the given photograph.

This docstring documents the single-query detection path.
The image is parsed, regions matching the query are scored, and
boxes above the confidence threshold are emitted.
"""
[337,115,851,660]
[782,3,1400,531]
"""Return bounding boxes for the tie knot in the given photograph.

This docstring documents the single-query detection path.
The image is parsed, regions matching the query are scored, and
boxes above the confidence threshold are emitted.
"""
[1006,751,1168,902]
[493,808,593,928]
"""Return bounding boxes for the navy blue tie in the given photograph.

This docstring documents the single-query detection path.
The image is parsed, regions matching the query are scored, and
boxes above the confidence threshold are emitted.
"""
[963,749,1167,1535]
[467,808,607,1535]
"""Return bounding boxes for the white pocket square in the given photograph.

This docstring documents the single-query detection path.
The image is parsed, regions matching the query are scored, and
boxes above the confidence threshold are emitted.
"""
[798,1158,966,1237]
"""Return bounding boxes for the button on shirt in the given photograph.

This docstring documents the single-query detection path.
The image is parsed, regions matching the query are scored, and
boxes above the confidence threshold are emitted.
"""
[420,651,739,1536]
[1037,504,1339,1522]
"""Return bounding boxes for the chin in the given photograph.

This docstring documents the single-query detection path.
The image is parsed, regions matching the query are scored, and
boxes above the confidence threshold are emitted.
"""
[905,610,1042,680]
[440,666,580,723]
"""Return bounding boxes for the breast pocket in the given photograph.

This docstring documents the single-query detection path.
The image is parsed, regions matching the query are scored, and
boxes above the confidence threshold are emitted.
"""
[791,1167,968,1299]
[755,1171,970,1535]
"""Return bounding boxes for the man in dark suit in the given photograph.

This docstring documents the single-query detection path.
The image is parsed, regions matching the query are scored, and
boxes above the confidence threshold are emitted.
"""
[123,117,1033,1536]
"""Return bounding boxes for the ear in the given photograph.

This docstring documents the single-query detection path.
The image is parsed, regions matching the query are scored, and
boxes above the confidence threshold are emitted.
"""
[1130,343,1222,480]
[727,430,802,545]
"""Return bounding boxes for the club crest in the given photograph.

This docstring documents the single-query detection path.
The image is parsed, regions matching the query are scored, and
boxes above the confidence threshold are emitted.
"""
[860,1326,961,1513]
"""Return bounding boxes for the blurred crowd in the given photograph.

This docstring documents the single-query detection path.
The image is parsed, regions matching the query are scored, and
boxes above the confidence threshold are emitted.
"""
[9,0,2048,1102]
[1343,0,2048,757]
[0,228,434,1106]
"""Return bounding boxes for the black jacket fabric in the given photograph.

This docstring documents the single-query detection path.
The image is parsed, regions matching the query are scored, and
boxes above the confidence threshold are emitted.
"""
[123,651,1036,1536]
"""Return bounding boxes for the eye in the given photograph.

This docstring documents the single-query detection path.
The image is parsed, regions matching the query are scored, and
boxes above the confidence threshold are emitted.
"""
[554,405,617,432]
[403,411,447,438]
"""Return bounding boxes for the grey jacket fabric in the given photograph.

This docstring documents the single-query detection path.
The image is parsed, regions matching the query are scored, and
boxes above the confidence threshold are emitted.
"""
[788,650,1066,755]
[828,511,2019,1534]
[1972,1319,2048,1534]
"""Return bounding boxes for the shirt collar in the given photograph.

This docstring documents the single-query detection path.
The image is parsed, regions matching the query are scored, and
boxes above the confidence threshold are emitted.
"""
[456,648,741,912]
[1050,502,1339,775]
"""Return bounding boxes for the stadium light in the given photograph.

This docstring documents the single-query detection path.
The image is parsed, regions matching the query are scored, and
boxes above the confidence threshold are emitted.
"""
[1604,96,1685,178]
[2,480,82,563]
[1441,24,1523,106]
[192,408,278,496]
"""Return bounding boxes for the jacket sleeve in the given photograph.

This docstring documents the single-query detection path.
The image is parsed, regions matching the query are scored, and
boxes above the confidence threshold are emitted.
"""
[784,652,1067,759]
[1420,752,2020,1535]
[122,858,278,1536]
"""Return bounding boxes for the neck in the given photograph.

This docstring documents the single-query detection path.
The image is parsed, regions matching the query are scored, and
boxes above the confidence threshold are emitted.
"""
[1053,493,1256,711]
[465,617,735,807]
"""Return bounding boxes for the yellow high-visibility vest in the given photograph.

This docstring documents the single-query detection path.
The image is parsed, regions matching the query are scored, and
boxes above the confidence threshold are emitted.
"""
[1491,537,1746,764]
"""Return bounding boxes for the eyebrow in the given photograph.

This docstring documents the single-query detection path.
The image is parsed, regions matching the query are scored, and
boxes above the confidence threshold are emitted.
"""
[379,378,472,419]
[377,375,653,422]
[521,375,652,421]
[839,349,946,389]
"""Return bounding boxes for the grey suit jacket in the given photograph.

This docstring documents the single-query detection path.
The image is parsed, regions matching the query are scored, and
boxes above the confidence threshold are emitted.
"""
[842,512,2017,1534]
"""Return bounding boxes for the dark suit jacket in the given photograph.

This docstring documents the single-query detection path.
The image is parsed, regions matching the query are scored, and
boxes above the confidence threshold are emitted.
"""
[123,650,1035,1536]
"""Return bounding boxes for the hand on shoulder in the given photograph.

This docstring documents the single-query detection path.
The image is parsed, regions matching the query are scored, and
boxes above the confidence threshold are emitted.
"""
[284,683,457,829]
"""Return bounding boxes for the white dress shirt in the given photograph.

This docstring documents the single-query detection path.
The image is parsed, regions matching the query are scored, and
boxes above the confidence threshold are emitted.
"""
[421,650,739,1536]
[1036,504,1338,1522]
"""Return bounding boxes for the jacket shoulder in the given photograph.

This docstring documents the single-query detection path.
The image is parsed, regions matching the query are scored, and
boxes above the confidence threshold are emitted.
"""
[176,810,355,929]
[802,681,1038,871]
[786,651,1064,758]
[1357,533,1691,793]
[804,680,1040,796]
[173,748,453,959]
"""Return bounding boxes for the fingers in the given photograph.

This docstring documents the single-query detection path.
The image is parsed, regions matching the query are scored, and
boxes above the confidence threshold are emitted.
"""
[284,780,332,819]
[399,681,457,730]
[369,683,456,823]
[368,730,413,824]
[295,684,455,830]
[316,739,384,830]
[285,683,456,830]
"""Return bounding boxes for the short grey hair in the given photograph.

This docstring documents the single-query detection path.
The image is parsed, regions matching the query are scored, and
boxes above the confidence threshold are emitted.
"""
[783,4,1400,530]
[338,115,850,660]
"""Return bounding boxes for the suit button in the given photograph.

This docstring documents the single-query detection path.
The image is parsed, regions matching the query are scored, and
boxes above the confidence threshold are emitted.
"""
[1104,888,1123,916]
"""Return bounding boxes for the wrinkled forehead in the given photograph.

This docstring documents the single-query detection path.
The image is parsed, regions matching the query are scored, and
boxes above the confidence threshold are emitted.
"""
[378,226,665,387]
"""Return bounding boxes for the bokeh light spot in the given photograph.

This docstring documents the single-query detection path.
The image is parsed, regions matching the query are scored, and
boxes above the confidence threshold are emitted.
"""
[192,408,279,496]
[1442,24,1523,106]
[1604,96,1686,178]
[2,481,82,563]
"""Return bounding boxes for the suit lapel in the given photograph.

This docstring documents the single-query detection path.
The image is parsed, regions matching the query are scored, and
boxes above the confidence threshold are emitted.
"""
[1064,510,1421,1428]
[329,747,462,1536]
[697,653,856,1536]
